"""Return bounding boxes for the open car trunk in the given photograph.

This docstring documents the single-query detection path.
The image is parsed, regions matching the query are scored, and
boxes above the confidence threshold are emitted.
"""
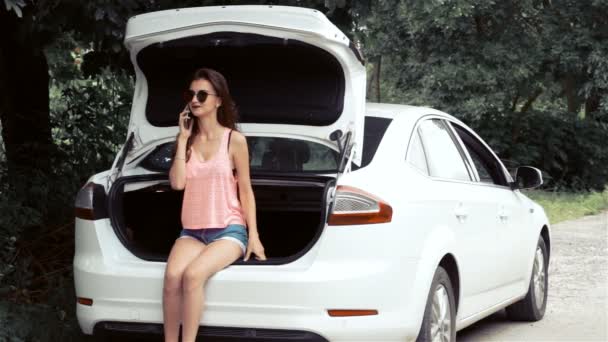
[118,5,367,170]
[109,174,334,264]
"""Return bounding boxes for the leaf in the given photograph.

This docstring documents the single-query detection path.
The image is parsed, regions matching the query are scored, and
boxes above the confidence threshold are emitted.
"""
[112,42,121,53]
[95,8,104,21]
[12,5,21,17]
[4,0,24,18]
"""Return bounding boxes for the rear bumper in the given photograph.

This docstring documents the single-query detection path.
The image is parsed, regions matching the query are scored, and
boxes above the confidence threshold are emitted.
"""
[74,218,433,341]
[94,322,328,341]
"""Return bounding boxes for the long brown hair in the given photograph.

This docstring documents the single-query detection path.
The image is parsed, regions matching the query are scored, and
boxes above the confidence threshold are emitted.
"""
[173,68,239,162]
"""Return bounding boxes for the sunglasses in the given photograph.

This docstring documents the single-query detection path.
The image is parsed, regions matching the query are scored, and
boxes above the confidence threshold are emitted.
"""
[182,89,218,103]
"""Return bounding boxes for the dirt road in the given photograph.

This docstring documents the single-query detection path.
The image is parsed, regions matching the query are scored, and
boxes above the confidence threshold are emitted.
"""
[458,211,608,342]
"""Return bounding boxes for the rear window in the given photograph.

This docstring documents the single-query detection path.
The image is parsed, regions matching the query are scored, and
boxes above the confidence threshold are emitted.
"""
[139,116,391,174]
[248,137,338,173]
[139,137,339,173]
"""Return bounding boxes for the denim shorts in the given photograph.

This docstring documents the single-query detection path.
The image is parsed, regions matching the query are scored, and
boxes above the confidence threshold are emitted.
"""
[178,224,248,256]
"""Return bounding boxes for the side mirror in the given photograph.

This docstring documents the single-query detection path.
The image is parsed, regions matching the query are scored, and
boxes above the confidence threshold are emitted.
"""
[510,166,543,190]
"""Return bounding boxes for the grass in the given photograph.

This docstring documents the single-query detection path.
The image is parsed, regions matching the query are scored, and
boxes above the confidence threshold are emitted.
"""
[524,189,608,224]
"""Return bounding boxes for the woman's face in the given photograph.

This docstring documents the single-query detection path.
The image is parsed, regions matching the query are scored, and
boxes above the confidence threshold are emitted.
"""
[187,79,222,118]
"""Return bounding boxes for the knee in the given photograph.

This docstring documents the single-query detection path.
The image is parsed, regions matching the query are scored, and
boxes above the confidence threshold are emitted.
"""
[163,269,183,295]
[183,267,210,293]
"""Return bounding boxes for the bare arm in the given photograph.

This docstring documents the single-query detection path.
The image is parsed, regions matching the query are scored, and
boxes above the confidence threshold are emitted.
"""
[169,136,189,190]
[169,108,192,190]
[231,131,266,261]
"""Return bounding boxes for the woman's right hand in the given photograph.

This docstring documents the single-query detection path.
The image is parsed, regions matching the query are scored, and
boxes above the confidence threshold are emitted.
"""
[178,105,193,139]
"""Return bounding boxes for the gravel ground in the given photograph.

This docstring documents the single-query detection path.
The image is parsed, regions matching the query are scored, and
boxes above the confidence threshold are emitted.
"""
[458,211,608,342]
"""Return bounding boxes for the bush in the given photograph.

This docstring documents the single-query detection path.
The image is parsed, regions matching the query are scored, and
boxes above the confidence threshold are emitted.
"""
[0,34,132,340]
[470,110,608,191]
[0,277,85,342]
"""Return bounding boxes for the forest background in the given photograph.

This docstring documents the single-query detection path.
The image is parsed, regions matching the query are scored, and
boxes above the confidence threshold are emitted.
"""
[1,0,607,340]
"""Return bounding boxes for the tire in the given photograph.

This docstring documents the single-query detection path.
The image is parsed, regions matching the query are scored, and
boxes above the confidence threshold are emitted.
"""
[506,236,549,321]
[416,266,456,342]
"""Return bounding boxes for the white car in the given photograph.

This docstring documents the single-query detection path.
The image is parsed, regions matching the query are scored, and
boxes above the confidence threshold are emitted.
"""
[74,5,551,341]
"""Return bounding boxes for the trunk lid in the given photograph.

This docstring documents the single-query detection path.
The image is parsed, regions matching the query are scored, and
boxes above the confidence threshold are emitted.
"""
[121,5,366,167]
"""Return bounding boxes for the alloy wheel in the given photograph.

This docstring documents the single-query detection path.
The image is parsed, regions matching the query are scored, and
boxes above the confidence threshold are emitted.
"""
[430,284,452,342]
[533,246,546,310]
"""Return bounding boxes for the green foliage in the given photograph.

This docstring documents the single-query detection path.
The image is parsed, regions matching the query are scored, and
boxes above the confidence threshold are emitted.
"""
[473,110,608,191]
[0,33,132,340]
[49,51,133,188]
[35,34,133,226]
[0,277,88,342]
[525,189,608,224]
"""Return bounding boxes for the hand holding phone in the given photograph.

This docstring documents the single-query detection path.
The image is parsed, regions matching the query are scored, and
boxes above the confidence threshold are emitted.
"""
[185,106,192,124]
[179,105,193,138]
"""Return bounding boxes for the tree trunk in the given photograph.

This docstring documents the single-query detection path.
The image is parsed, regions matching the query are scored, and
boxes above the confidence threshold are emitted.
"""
[0,9,54,222]
[561,73,580,114]
[367,59,377,100]
[375,55,382,103]
[511,89,542,145]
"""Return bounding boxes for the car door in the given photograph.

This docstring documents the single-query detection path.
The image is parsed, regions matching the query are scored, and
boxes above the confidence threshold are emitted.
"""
[448,121,529,307]
[414,118,507,318]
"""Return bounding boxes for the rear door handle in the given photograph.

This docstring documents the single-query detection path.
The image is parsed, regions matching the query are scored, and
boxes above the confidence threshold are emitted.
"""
[498,206,509,222]
[455,203,468,223]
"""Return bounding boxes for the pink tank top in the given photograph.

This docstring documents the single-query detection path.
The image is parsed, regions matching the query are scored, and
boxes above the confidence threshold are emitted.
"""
[181,128,246,229]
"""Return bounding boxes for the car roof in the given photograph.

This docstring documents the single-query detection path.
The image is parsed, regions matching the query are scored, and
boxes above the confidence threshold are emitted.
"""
[365,102,459,124]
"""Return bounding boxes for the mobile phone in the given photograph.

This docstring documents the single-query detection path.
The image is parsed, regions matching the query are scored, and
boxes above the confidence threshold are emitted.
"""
[184,105,192,129]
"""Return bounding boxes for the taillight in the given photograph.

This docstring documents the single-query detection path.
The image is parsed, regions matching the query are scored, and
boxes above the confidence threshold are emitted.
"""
[74,182,108,220]
[327,185,392,225]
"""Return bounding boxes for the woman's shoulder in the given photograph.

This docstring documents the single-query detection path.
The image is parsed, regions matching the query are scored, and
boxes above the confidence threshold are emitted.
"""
[228,130,247,145]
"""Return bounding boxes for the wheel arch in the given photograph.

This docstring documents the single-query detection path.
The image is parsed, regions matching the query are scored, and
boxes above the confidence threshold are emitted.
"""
[540,225,551,260]
[439,253,461,314]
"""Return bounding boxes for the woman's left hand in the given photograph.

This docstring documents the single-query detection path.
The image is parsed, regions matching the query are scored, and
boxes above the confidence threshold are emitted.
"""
[244,235,266,261]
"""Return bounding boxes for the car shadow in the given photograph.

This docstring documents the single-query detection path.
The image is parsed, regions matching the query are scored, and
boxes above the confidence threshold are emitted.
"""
[457,308,532,341]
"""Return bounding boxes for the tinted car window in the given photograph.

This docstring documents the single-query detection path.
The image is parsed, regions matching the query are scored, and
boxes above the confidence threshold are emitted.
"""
[140,137,339,173]
[418,119,471,181]
[407,129,429,175]
[360,116,392,168]
[451,124,508,186]
[467,147,495,184]
[248,137,338,172]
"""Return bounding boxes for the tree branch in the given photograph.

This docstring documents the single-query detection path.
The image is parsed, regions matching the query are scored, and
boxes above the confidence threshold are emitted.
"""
[511,90,520,112]
[520,88,543,113]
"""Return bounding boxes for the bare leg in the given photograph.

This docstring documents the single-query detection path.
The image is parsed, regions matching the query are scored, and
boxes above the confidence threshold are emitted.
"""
[163,237,206,342]
[181,240,242,342]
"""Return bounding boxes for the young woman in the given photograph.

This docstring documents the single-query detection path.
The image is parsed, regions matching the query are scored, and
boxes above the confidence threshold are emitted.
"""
[164,68,266,342]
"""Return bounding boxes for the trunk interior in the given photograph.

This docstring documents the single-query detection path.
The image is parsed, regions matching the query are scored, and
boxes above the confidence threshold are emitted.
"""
[138,32,345,127]
[110,174,333,264]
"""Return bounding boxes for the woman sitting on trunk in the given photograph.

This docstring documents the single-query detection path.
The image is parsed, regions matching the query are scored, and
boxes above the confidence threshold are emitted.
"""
[165,67,267,342]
